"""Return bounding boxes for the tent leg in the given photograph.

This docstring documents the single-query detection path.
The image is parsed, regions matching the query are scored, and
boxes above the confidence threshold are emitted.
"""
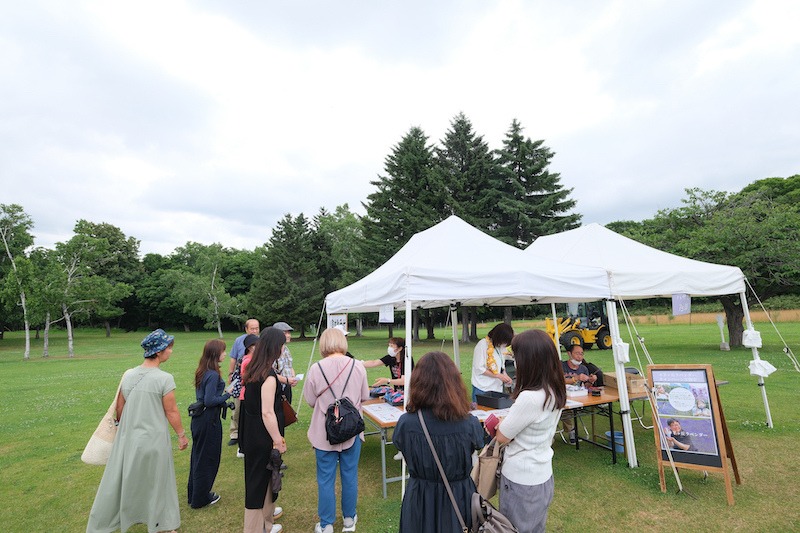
[607,300,638,468]
[741,292,774,428]
[551,303,560,350]
[451,305,460,369]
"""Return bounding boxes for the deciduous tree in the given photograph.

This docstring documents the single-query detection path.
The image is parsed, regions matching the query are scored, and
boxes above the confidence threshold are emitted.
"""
[73,220,142,335]
[0,204,34,357]
[613,185,800,346]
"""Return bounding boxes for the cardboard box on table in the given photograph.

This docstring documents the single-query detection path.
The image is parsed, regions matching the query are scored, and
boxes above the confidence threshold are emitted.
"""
[604,371,647,395]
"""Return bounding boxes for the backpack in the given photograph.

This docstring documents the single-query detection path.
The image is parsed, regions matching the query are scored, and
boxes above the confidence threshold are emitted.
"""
[317,360,365,445]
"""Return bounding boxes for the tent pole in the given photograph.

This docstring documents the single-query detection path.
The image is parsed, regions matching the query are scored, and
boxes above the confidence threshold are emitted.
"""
[401,298,412,497]
[740,291,773,428]
[607,299,638,467]
[451,305,460,368]
[550,303,560,349]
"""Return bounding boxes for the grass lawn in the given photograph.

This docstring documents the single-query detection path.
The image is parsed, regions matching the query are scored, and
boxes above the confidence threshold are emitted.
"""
[1,320,799,532]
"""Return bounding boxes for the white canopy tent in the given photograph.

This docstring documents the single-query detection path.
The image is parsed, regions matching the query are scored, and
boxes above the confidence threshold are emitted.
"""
[327,215,611,313]
[527,222,773,467]
[326,215,612,368]
[325,216,615,490]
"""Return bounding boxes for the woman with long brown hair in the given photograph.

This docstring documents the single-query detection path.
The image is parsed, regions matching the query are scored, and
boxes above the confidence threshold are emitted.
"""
[496,329,566,533]
[393,351,484,532]
[187,339,231,508]
[241,327,287,533]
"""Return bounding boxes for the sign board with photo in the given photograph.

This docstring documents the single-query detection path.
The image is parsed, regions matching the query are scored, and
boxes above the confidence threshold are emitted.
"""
[647,364,741,505]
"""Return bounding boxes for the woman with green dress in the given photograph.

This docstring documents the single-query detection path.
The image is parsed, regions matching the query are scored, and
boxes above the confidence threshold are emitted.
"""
[87,329,189,533]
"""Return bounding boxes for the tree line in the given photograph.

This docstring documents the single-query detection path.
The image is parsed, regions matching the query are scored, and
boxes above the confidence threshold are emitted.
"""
[1,114,582,358]
[3,110,799,357]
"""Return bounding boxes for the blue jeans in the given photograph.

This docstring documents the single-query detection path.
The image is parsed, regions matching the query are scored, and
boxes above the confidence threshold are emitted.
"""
[315,438,362,527]
[472,385,488,404]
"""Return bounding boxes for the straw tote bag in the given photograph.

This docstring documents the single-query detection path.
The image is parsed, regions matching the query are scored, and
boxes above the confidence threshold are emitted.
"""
[81,371,128,465]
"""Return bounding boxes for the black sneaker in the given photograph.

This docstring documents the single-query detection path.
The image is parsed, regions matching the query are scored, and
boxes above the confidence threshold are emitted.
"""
[227,438,238,446]
[209,492,221,505]
[568,430,577,444]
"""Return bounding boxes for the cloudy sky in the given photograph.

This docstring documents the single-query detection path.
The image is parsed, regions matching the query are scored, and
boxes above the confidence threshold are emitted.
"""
[3,0,799,256]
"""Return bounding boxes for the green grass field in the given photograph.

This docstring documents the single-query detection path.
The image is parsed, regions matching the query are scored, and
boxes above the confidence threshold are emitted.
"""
[1,320,799,533]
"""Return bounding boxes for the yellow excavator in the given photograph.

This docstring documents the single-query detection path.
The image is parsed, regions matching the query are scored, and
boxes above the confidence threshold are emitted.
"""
[545,301,612,350]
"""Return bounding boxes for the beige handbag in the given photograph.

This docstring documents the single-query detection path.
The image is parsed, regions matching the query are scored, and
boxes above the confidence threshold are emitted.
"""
[81,372,127,465]
[470,438,504,499]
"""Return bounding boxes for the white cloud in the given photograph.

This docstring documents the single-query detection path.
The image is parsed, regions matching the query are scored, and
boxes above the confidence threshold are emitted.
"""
[2,0,799,256]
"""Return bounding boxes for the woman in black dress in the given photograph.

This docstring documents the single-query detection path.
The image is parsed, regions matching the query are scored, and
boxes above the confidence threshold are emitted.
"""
[188,339,231,508]
[393,351,484,533]
[241,327,287,533]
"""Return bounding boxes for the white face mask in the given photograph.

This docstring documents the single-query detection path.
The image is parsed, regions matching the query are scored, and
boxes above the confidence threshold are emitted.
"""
[387,346,396,356]
[570,358,582,366]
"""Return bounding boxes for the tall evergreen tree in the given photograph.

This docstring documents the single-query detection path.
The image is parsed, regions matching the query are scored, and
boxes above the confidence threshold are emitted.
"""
[249,214,323,337]
[431,112,497,231]
[493,119,581,246]
[361,126,443,269]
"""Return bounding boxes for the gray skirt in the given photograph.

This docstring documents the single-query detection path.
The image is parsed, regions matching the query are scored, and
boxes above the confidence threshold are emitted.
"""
[499,474,554,533]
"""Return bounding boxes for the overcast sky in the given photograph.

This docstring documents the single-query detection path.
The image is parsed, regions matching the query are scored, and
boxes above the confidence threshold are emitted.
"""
[3,0,799,256]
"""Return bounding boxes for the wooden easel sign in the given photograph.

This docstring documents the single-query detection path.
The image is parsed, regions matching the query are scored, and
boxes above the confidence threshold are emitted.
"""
[647,364,740,505]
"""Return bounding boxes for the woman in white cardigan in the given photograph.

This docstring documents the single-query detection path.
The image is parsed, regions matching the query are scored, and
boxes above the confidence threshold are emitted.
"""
[496,329,566,533]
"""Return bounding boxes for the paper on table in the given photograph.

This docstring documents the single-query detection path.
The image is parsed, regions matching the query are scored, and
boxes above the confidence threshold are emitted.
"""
[565,399,583,409]
[363,402,404,424]
[470,408,510,422]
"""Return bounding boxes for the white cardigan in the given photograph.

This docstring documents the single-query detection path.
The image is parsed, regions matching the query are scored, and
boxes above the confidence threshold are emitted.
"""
[498,389,563,486]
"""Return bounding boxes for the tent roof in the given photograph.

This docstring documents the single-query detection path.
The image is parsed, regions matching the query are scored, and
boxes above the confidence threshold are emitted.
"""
[525,223,745,299]
[326,216,611,313]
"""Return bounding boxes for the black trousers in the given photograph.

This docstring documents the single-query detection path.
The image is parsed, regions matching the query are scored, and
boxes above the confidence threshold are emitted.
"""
[187,407,222,508]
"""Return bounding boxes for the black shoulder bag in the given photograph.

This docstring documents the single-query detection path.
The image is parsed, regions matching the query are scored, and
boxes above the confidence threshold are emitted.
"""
[317,360,365,444]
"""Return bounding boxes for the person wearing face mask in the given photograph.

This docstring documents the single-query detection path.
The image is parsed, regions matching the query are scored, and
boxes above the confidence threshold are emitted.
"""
[360,337,414,462]
[360,337,413,390]
[560,344,596,444]
[561,345,596,386]
[470,323,514,408]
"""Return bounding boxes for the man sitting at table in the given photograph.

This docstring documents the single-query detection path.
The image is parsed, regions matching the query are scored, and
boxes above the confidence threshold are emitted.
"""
[561,344,599,443]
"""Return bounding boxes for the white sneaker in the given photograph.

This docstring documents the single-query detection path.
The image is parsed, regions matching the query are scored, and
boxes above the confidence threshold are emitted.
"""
[315,523,333,533]
[343,514,358,532]
[237,449,245,458]
[393,451,402,460]
[270,525,283,533]
[273,506,283,519]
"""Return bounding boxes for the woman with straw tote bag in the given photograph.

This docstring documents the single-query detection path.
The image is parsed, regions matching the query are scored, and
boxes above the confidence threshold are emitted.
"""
[81,370,129,465]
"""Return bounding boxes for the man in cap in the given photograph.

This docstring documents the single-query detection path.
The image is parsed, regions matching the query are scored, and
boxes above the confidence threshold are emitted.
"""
[272,322,298,404]
[227,319,260,446]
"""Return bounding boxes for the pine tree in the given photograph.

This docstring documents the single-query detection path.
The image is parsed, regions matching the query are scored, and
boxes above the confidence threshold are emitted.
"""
[431,112,498,231]
[361,126,443,269]
[493,119,581,246]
